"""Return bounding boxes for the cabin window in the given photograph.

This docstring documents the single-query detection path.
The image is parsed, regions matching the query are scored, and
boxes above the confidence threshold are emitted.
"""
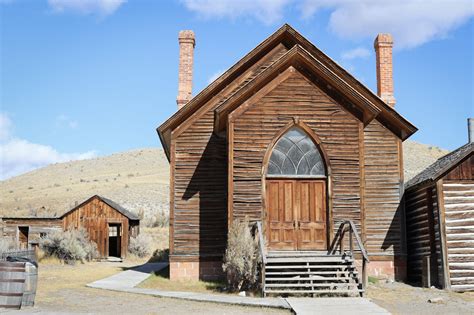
[109,226,118,237]
[267,127,325,177]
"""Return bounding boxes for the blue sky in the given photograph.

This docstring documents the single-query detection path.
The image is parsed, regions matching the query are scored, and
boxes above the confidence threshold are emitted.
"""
[1,0,473,179]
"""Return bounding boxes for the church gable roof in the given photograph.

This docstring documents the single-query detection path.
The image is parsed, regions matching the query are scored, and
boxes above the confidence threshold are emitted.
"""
[157,24,417,159]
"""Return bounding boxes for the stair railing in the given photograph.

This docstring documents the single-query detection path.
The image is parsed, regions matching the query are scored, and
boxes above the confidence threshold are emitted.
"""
[328,220,369,294]
[251,221,266,295]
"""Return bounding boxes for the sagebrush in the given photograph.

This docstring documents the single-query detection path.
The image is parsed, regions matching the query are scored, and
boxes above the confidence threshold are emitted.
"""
[128,234,152,257]
[0,236,16,254]
[222,217,260,292]
[40,228,99,264]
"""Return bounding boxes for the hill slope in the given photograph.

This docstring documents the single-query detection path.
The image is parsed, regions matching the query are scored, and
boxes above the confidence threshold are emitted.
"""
[0,141,449,219]
[0,148,169,220]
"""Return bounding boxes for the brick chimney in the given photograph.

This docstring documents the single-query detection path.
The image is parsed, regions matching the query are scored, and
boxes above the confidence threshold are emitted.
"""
[177,30,195,109]
[374,33,396,107]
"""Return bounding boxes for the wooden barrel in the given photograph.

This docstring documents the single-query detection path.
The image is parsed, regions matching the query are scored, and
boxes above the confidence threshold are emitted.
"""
[21,262,38,307]
[0,261,26,310]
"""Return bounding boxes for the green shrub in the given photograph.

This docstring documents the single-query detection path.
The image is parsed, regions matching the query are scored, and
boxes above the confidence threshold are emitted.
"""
[222,217,259,292]
[128,234,152,258]
[40,228,98,264]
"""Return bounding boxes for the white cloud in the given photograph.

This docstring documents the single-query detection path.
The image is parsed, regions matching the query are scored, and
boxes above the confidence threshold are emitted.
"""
[181,0,291,25]
[181,0,473,49]
[341,47,370,60]
[300,0,474,49]
[207,69,224,85]
[0,139,96,179]
[0,113,96,180]
[47,0,126,16]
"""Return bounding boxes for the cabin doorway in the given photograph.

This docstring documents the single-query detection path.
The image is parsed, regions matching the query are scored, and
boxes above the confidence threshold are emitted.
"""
[18,226,29,250]
[108,223,122,258]
[265,126,328,251]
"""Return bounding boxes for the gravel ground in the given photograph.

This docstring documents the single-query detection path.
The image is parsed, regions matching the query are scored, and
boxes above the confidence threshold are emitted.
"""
[5,261,289,315]
[368,281,474,315]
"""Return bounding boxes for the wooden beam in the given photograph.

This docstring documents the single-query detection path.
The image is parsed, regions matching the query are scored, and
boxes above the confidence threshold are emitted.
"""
[436,179,451,290]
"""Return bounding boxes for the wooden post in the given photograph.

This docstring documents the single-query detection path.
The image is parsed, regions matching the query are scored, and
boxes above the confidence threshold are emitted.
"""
[422,256,431,288]
[362,259,367,297]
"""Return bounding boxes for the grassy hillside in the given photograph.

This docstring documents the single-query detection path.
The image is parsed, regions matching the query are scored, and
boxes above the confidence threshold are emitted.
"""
[0,141,449,219]
[0,148,169,221]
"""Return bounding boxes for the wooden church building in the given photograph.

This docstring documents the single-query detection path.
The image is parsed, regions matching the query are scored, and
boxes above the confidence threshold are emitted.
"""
[405,123,473,292]
[158,24,417,284]
[1,195,140,259]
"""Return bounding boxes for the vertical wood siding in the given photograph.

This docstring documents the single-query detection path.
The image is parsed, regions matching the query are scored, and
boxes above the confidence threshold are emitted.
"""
[62,197,130,258]
[171,45,289,258]
[405,184,442,285]
[231,71,362,235]
[364,121,403,257]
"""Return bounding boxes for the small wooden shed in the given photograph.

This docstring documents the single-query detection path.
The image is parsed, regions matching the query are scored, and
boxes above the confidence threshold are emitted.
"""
[405,141,473,291]
[1,195,140,259]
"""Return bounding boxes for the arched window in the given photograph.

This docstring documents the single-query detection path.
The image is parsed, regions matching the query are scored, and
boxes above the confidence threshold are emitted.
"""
[267,127,326,177]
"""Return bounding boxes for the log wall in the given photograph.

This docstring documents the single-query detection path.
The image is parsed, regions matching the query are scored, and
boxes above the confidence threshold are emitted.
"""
[442,181,474,291]
[1,218,62,248]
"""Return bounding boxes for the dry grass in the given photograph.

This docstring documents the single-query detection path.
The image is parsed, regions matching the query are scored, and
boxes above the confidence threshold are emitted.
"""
[138,266,226,294]
[36,261,130,304]
[0,148,169,219]
[143,226,169,252]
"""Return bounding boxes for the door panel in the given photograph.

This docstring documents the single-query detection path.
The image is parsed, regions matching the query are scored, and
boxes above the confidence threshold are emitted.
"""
[266,180,297,250]
[297,181,327,250]
[266,179,326,251]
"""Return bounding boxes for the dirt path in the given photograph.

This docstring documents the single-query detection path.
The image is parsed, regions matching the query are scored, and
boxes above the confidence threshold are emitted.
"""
[10,261,289,314]
[367,281,474,315]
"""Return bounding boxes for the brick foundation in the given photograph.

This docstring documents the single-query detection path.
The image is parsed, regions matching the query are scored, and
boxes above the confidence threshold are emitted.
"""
[356,257,407,281]
[170,260,224,281]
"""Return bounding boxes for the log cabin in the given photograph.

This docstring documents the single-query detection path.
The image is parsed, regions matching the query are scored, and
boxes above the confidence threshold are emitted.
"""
[157,24,417,295]
[1,195,140,259]
[405,122,474,292]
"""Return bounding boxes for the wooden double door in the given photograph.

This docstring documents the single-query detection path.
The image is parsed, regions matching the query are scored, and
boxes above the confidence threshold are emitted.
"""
[266,179,327,250]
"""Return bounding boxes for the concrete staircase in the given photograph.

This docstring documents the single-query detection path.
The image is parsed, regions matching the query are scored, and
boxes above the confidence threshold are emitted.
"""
[263,251,363,297]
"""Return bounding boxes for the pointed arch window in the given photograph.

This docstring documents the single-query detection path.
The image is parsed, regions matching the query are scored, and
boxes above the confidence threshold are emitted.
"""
[267,127,326,177]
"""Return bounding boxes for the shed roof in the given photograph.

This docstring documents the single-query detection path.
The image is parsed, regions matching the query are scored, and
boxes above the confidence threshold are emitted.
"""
[406,142,473,189]
[157,24,417,160]
[1,196,139,221]
[60,195,140,221]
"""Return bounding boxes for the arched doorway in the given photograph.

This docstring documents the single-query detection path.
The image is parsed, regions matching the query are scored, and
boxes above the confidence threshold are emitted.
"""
[265,126,328,251]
